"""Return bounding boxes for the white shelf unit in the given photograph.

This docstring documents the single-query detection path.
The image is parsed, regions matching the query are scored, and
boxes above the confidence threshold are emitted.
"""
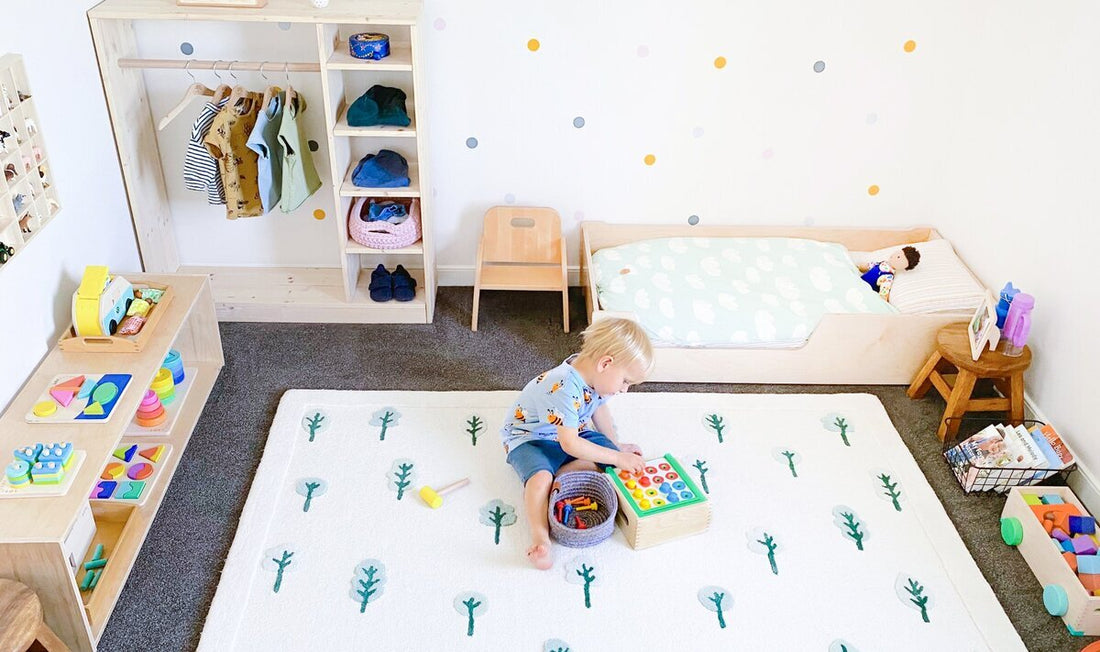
[87,0,435,324]
[0,53,62,270]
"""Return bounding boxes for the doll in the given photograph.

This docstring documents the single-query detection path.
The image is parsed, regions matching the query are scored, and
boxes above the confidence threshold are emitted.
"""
[859,246,920,301]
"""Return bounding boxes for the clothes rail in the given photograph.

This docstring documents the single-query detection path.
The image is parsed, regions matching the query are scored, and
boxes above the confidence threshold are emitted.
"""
[117,58,321,72]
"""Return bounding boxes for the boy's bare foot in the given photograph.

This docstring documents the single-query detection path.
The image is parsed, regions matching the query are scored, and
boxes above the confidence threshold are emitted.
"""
[527,542,553,570]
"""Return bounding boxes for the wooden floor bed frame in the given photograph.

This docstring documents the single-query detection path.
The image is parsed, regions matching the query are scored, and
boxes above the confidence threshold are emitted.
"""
[580,222,978,385]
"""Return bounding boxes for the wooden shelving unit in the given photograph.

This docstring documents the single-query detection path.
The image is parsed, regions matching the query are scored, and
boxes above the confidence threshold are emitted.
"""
[0,273,223,652]
[0,53,62,269]
[87,0,435,324]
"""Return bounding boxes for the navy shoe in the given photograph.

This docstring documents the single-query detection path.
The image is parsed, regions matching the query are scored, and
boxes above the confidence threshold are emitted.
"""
[392,265,417,302]
[369,264,393,302]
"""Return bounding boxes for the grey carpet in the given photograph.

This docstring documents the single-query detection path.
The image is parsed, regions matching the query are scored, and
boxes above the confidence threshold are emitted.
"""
[99,287,1091,652]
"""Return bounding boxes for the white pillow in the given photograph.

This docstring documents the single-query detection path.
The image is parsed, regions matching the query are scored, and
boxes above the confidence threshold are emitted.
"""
[850,239,986,314]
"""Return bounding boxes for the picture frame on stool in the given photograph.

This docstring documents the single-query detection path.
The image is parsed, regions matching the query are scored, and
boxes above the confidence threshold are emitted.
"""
[968,291,1001,361]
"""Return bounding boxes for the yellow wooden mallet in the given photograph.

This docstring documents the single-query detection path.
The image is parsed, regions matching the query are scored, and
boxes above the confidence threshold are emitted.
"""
[418,478,470,509]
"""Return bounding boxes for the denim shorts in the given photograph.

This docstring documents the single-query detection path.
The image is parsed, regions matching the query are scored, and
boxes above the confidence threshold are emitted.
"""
[506,431,619,485]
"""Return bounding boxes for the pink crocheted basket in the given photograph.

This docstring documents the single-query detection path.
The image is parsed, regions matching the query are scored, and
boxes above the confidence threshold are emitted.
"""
[348,198,421,249]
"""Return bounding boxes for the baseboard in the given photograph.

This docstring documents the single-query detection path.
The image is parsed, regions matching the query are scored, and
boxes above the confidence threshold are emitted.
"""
[437,265,583,287]
[1023,392,1100,515]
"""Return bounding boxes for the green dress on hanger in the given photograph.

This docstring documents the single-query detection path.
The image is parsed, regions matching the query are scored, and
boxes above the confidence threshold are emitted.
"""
[277,89,322,213]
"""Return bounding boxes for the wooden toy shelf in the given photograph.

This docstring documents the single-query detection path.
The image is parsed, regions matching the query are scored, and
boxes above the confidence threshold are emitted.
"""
[0,273,223,652]
[88,0,436,324]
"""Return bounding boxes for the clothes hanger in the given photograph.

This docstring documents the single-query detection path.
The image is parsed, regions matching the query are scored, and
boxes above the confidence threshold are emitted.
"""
[226,61,251,109]
[259,62,280,114]
[283,61,298,113]
[210,60,232,104]
[156,60,214,131]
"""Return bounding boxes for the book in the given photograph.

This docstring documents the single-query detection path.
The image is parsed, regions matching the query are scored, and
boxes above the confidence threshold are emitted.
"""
[1028,424,1074,470]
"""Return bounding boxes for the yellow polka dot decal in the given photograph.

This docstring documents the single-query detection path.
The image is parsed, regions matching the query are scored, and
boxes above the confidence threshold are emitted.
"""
[903,40,917,53]
[867,185,880,196]
[644,154,656,166]
[313,209,326,220]
[714,56,727,69]
[527,39,540,52]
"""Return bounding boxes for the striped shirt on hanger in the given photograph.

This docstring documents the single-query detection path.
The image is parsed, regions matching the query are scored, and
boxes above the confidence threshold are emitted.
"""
[183,99,229,205]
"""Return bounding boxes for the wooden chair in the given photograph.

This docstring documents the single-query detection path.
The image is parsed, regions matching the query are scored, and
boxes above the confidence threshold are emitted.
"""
[472,206,569,332]
[0,578,70,651]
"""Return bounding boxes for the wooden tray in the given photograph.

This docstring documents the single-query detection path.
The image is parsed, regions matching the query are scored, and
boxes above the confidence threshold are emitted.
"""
[58,283,174,353]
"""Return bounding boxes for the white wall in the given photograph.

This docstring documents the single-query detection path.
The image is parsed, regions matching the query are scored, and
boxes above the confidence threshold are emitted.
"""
[0,1,141,411]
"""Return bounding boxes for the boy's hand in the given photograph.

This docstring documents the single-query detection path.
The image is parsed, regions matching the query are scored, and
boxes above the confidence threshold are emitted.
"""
[619,442,643,458]
[614,451,645,475]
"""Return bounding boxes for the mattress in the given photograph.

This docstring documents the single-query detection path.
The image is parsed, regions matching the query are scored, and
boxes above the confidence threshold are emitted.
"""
[592,237,898,347]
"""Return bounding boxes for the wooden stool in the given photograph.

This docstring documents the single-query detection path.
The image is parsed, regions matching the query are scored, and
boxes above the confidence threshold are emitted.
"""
[0,578,70,651]
[907,322,1031,441]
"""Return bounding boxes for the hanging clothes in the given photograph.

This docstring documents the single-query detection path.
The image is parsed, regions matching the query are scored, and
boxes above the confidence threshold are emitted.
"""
[245,91,284,214]
[183,98,229,205]
[204,93,264,219]
[277,91,321,213]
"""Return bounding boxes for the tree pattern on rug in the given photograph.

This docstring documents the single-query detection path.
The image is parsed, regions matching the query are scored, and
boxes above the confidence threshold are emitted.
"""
[692,459,710,494]
[876,472,903,512]
[386,458,417,500]
[747,529,780,575]
[543,639,571,652]
[564,556,598,609]
[478,499,517,545]
[295,477,328,513]
[370,407,401,441]
[772,447,801,478]
[466,415,484,446]
[698,585,731,629]
[703,413,727,443]
[896,574,932,623]
[349,559,387,613]
[453,591,487,637]
[301,411,328,442]
[832,505,867,551]
[262,544,298,594]
[828,639,861,652]
[822,413,853,447]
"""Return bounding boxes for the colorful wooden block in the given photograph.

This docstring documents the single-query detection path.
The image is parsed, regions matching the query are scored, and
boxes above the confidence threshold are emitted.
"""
[1042,494,1066,505]
[1071,516,1097,535]
[91,480,117,499]
[113,444,137,462]
[1053,528,1071,542]
[30,461,63,484]
[77,378,96,399]
[39,443,74,468]
[1023,493,1044,506]
[1044,519,1056,535]
[1078,554,1100,575]
[83,402,105,416]
[1062,539,1077,553]
[139,445,165,463]
[1073,536,1098,556]
[49,389,75,407]
[13,444,41,464]
[100,463,125,480]
[5,460,31,487]
[127,463,154,481]
[1080,573,1100,593]
[118,481,145,500]
[32,401,57,417]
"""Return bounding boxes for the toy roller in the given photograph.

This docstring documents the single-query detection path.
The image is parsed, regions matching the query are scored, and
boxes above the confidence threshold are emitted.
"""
[418,478,470,509]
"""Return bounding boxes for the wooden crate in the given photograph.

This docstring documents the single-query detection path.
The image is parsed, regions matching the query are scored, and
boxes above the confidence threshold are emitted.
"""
[58,283,174,353]
[607,455,711,550]
[1001,486,1100,636]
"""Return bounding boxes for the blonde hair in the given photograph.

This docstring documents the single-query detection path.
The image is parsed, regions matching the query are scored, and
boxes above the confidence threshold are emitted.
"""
[578,317,655,378]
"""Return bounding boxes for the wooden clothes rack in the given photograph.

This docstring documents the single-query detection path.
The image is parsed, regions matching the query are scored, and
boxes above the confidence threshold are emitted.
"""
[88,0,435,324]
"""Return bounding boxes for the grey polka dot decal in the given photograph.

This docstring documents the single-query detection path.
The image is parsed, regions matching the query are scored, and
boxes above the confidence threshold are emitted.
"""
[308,140,319,152]
[504,193,516,204]
[465,137,478,149]
[804,216,816,226]
[277,22,291,31]
[688,215,700,226]
[813,60,826,73]
[180,42,194,56]
[574,210,585,222]
[573,116,585,128]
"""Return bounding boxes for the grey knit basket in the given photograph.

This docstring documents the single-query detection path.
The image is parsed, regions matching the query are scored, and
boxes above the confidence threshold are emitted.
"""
[547,471,618,548]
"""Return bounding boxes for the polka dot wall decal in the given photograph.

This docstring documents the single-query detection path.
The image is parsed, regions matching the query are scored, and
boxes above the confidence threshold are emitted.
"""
[813,60,826,73]
[714,56,727,69]
[466,137,478,149]
[308,140,319,152]
[637,45,650,58]
[574,211,585,222]
[527,39,540,52]
[692,126,705,138]
[433,18,447,31]
[313,209,326,220]
[762,148,774,160]
[573,116,585,128]
[688,215,700,226]
[866,113,878,125]
[867,185,880,196]
[180,42,194,56]
[504,193,516,204]
[804,216,816,226]
[277,22,291,31]
[904,40,917,53]
[644,154,656,166]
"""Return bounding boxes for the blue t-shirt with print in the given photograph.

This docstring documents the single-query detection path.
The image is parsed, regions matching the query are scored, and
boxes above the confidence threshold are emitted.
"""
[500,355,605,454]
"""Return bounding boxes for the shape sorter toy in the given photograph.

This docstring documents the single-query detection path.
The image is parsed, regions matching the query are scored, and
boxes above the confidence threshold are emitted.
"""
[90,442,171,505]
[24,373,132,424]
[0,441,87,498]
[1001,486,1100,636]
[605,454,711,550]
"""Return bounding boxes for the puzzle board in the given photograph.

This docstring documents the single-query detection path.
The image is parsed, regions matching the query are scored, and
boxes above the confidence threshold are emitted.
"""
[607,453,706,516]
[0,450,86,498]
[24,373,132,424]
[90,442,172,506]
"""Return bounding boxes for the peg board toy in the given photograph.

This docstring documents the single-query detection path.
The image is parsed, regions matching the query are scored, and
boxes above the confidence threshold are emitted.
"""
[123,367,197,436]
[606,454,711,549]
[24,373,132,424]
[89,442,172,506]
[0,442,87,498]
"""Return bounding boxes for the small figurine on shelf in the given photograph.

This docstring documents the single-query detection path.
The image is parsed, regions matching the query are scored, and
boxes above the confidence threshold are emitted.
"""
[0,241,14,264]
[859,246,921,301]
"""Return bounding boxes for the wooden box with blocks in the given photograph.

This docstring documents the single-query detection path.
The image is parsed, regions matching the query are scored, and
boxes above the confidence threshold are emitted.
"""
[606,454,711,549]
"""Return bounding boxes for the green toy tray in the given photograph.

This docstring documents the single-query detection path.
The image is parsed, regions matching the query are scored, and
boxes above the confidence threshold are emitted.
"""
[605,453,707,518]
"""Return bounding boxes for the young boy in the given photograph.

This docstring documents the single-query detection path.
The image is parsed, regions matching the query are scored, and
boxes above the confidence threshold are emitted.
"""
[500,317,655,569]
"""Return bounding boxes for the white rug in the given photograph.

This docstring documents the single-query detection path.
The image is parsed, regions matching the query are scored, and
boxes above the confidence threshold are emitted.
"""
[199,391,1024,652]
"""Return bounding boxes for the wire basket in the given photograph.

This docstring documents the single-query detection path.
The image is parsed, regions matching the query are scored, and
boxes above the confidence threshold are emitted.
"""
[942,417,1075,495]
[547,471,618,548]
